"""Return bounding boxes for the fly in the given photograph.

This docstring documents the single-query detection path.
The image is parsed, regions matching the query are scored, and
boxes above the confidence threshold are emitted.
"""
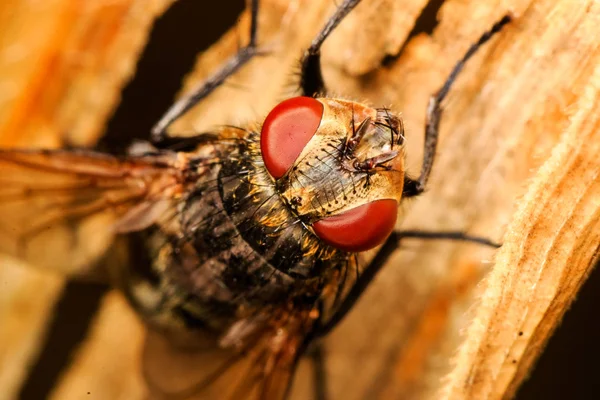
[0,1,510,399]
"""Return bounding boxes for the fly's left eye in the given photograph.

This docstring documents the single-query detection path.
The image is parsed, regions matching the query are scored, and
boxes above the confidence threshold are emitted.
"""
[260,97,323,179]
[313,199,398,252]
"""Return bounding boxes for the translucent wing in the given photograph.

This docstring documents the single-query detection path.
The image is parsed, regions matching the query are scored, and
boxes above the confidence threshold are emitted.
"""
[141,255,360,400]
[0,149,184,276]
[142,305,319,400]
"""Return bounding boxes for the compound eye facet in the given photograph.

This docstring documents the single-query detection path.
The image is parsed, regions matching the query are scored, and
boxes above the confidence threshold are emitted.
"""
[313,199,398,252]
[260,96,323,179]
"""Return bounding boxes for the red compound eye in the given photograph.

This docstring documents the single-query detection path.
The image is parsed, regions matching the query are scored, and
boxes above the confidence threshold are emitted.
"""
[313,199,398,252]
[261,96,323,178]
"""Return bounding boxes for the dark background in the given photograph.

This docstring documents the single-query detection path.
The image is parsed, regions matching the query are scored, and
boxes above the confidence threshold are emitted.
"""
[18,0,600,399]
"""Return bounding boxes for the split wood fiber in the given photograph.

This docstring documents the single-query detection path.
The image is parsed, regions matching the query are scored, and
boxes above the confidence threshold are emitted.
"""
[0,1,598,399]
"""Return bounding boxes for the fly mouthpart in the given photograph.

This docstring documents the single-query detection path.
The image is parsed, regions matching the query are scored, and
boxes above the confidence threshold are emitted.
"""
[375,108,405,148]
[345,111,404,172]
[343,116,372,157]
[352,150,400,171]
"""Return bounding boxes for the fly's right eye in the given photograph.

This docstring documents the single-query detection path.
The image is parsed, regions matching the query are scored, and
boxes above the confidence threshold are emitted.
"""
[312,199,398,252]
[260,97,323,179]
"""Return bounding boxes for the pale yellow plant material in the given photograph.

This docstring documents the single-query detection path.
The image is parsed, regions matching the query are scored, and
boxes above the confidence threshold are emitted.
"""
[0,0,599,399]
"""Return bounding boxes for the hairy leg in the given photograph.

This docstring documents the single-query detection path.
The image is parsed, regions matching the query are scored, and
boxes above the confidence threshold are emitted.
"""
[299,0,362,96]
[315,230,500,337]
[151,0,261,142]
[403,15,511,197]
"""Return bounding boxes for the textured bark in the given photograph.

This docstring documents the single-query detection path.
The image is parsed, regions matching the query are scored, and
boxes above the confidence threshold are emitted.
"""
[0,0,599,400]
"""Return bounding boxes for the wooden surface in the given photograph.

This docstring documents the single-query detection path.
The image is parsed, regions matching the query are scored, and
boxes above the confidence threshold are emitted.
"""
[0,0,599,399]
[0,1,173,399]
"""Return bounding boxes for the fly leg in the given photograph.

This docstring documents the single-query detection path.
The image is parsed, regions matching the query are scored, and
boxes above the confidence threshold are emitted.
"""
[314,15,511,337]
[314,230,500,337]
[403,15,511,197]
[307,340,328,400]
[151,0,261,142]
[300,0,363,97]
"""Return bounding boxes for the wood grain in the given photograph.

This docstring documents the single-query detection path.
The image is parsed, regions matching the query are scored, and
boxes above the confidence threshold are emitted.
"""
[0,0,598,399]
[0,1,173,399]
[165,1,600,398]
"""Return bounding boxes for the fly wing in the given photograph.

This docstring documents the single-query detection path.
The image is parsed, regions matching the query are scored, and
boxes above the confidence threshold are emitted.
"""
[0,149,185,277]
[142,306,317,400]
[140,258,360,400]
